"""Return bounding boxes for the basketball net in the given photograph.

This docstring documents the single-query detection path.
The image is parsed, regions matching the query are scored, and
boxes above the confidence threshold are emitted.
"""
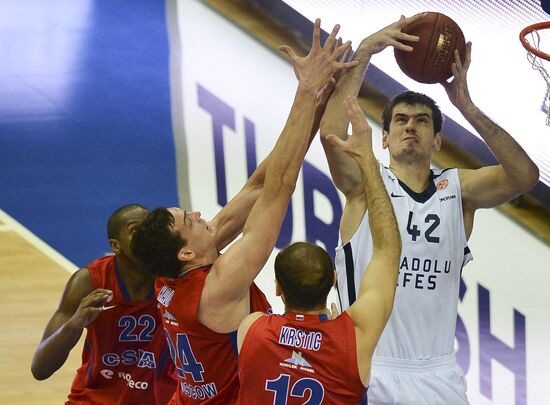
[524,29,550,126]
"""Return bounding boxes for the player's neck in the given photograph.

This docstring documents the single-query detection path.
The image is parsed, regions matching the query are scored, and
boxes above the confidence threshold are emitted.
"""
[389,159,432,193]
[285,306,327,316]
[117,256,155,300]
[179,251,217,276]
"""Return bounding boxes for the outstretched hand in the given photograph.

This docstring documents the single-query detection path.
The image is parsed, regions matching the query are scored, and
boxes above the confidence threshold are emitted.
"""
[440,42,474,111]
[324,96,374,160]
[359,14,424,56]
[279,19,360,92]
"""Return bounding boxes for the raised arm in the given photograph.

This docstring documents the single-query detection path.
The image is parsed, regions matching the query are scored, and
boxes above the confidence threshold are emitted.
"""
[210,79,336,252]
[31,268,112,380]
[325,97,401,383]
[326,96,401,331]
[319,15,422,242]
[205,20,358,313]
[441,43,539,214]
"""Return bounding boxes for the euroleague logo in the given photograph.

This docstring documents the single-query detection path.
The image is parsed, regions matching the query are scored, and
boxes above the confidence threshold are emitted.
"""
[436,179,449,190]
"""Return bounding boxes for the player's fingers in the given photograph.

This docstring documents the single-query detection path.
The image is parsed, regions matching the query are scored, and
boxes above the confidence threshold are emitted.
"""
[319,77,336,97]
[439,77,452,90]
[334,40,352,60]
[85,289,113,301]
[339,44,352,63]
[344,96,365,123]
[333,37,343,53]
[312,18,321,49]
[279,45,298,62]
[453,49,463,71]
[92,288,112,295]
[82,290,112,307]
[449,62,459,78]
[396,32,419,43]
[331,302,339,318]
[393,41,414,52]
[463,41,472,69]
[338,59,360,70]
[324,24,341,49]
[400,12,427,27]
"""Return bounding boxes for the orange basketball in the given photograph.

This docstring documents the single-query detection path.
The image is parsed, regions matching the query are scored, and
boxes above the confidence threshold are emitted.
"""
[394,12,466,84]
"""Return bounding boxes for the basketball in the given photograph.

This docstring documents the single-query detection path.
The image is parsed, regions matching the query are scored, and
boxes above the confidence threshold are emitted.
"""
[394,12,466,84]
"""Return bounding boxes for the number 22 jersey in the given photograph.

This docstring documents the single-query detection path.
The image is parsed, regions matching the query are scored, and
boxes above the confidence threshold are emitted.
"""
[67,255,177,405]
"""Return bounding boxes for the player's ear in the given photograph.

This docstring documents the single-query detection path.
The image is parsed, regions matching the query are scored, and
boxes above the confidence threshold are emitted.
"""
[275,279,283,297]
[109,239,121,255]
[382,130,390,149]
[432,132,442,151]
[177,247,195,262]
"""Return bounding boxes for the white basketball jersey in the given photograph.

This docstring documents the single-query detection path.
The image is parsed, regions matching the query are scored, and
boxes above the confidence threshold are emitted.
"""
[335,164,472,360]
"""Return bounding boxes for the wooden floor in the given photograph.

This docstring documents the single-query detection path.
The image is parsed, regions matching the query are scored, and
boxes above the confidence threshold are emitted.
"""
[0,210,84,404]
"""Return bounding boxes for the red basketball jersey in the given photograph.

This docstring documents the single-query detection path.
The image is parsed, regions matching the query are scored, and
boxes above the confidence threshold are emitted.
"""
[237,312,367,404]
[67,256,177,405]
[156,265,272,404]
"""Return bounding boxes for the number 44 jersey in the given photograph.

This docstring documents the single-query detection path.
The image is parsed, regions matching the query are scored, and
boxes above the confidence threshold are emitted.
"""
[335,165,473,360]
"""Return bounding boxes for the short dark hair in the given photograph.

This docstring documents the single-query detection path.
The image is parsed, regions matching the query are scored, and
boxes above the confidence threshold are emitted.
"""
[275,242,334,311]
[382,91,443,134]
[131,208,186,278]
[107,204,148,239]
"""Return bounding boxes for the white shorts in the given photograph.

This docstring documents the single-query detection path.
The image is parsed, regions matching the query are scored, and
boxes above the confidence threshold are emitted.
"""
[367,353,468,405]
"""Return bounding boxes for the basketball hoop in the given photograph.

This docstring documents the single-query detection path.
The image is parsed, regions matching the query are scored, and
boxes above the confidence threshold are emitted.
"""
[520,22,550,126]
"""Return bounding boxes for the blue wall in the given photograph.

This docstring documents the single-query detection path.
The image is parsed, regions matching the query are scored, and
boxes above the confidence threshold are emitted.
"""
[0,0,178,266]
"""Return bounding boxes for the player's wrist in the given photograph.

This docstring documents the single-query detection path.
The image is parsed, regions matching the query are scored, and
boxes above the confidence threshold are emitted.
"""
[65,316,85,332]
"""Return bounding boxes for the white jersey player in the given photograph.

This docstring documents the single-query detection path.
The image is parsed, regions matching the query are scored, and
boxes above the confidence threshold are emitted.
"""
[335,164,472,403]
[320,17,539,405]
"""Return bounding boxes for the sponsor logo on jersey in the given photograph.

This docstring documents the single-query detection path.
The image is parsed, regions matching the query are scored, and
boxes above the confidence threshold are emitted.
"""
[285,351,311,367]
[436,179,449,190]
[390,192,404,198]
[157,285,175,307]
[440,194,456,202]
[163,310,179,326]
[100,369,114,379]
[398,257,452,290]
[279,351,315,374]
[118,371,149,390]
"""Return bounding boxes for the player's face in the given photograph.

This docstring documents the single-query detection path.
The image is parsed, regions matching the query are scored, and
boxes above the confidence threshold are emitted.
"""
[168,207,216,258]
[382,103,441,163]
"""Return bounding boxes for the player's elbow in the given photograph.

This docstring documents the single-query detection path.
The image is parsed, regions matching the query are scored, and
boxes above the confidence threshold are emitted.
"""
[523,164,540,192]
[507,162,539,195]
[31,362,52,381]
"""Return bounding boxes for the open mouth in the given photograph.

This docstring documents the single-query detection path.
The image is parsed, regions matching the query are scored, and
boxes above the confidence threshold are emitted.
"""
[402,136,418,143]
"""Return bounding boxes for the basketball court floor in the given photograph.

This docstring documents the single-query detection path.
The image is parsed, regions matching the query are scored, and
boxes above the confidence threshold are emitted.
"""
[0,209,83,404]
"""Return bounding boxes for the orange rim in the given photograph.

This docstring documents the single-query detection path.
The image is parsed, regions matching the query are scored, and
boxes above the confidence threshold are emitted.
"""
[520,22,550,61]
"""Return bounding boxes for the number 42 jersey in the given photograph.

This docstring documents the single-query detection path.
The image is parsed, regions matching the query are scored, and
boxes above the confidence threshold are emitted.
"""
[335,165,473,360]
